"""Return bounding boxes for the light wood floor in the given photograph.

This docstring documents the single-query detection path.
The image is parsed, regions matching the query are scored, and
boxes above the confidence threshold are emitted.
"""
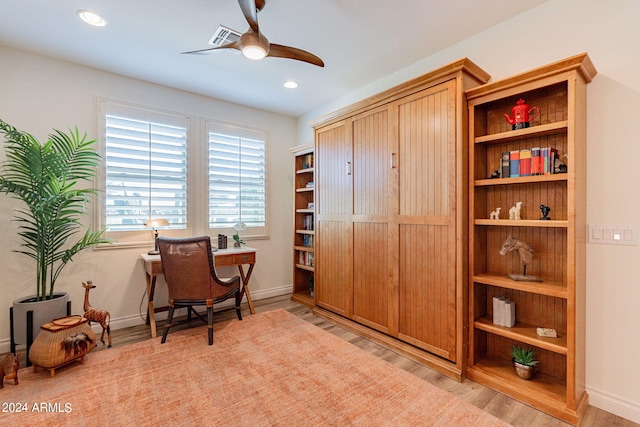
[8,295,638,427]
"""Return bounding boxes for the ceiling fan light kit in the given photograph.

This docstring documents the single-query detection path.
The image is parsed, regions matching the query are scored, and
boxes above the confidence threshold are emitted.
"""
[240,30,269,60]
[183,0,324,67]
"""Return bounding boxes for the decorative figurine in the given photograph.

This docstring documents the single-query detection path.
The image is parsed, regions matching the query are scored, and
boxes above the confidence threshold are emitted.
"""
[1,353,20,388]
[490,207,501,220]
[540,204,551,220]
[491,169,500,179]
[509,201,523,220]
[499,235,542,282]
[555,154,568,174]
[82,281,112,347]
[504,98,540,130]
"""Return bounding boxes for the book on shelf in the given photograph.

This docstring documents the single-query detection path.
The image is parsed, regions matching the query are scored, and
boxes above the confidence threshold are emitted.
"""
[509,150,520,178]
[301,153,314,169]
[298,251,315,267]
[531,147,542,175]
[492,296,516,328]
[495,146,560,179]
[303,234,314,248]
[303,214,314,230]
[547,147,558,174]
[519,148,532,176]
[501,151,510,178]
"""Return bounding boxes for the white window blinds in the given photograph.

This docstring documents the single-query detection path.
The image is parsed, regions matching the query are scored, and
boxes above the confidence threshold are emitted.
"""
[104,111,188,231]
[207,123,266,230]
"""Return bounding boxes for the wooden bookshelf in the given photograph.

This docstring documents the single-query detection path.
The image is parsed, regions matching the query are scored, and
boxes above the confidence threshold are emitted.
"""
[289,144,315,308]
[466,53,596,425]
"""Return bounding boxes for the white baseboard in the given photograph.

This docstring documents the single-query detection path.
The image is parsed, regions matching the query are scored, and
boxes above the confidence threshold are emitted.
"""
[0,285,292,354]
[587,386,640,424]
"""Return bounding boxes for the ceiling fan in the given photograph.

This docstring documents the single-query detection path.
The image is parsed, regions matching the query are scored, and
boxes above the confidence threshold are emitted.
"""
[182,0,324,67]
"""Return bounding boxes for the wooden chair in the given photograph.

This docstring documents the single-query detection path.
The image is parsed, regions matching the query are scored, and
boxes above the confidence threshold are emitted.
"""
[157,236,242,345]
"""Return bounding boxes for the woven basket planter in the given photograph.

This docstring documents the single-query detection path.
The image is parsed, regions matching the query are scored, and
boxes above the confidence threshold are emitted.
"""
[29,315,97,378]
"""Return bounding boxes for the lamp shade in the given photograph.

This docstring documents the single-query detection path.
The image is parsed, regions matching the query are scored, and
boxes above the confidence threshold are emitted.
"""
[145,218,169,228]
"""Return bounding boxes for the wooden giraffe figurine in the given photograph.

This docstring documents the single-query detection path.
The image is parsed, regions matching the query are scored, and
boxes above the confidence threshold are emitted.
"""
[82,281,112,347]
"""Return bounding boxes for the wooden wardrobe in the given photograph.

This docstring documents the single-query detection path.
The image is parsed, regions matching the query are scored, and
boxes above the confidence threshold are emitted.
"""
[312,59,490,379]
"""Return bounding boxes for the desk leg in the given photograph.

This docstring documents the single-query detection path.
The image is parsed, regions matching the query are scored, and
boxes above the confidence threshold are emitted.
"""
[145,273,158,338]
[238,263,256,314]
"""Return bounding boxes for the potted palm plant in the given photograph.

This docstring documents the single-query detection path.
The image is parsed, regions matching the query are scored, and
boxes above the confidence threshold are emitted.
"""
[0,118,110,345]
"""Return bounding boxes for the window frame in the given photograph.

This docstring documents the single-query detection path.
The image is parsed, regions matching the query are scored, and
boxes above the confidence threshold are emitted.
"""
[202,118,270,240]
[94,99,270,249]
[95,99,194,247]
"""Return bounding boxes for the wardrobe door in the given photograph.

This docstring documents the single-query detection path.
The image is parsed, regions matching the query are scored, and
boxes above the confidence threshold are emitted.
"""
[315,120,353,317]
[351,106,393,333]
[396,80,458,361]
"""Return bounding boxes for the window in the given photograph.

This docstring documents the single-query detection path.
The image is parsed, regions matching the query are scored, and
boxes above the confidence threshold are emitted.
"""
[206,121,267,236]
[99,101,189,237]
[96,100,269,247]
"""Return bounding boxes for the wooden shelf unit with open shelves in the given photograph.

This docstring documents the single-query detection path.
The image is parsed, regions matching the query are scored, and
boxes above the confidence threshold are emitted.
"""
[290,145,315,307]
[466,54,596,425]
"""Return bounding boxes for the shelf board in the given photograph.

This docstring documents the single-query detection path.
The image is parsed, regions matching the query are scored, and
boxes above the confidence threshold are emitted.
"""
[296,230,315,235]
[475,219,568,228]
[473,273,567,299]
[296,209,314,213]
[296,167,314,174]
[294,246,315,253]
[475,316,567,354]
[296,187,314,193]
[474,121,568,144]
[295,264,314,272]
[467,355,567,412]
[291,290,314,308]
[475,174,567,186]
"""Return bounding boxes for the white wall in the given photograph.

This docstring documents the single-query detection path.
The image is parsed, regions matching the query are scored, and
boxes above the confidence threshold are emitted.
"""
[298,0,640,422]
[0,46,296,347]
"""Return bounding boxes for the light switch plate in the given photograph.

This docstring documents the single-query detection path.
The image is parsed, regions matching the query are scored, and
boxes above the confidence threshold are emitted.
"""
[588,224,638,245]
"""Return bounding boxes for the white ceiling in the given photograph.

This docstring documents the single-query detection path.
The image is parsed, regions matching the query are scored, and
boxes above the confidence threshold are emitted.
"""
[0,0,549,117]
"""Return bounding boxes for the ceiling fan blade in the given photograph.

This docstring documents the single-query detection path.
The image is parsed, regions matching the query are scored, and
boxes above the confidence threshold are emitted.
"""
[238,0,260,32]
[268,44,325,67]
[181,41,240,55]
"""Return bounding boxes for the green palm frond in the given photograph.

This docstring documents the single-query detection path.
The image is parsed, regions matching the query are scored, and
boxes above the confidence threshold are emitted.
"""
[0,118,112,300]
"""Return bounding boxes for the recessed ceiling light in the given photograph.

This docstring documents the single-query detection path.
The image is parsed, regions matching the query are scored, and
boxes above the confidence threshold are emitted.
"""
[77,10,107,27]
[284,81,298,89]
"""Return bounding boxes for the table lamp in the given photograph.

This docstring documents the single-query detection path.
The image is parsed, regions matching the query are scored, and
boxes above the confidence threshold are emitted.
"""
[145,218,169,255]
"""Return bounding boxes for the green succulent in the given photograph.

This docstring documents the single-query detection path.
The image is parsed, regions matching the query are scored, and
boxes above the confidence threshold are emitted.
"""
[511,345,539,367]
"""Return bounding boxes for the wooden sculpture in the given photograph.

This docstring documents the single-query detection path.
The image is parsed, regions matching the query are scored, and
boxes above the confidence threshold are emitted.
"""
[1,353,20,388]
[499,235,542,282]
[82,281,112,347]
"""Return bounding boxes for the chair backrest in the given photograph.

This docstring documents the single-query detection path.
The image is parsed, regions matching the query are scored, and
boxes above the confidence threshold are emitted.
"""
[158,236,215,301]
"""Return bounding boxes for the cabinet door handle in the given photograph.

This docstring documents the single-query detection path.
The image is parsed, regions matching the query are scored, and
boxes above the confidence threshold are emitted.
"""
[346,161,352,175]
[390,153,397,169]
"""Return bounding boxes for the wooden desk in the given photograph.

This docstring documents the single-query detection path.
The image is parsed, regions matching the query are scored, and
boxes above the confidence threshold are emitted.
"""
[140,246,257,338]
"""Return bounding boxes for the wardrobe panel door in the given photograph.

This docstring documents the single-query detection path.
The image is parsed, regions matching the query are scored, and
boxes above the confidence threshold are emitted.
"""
[351,107,393,331]
[396,81,458,361]
[315,121,353,316]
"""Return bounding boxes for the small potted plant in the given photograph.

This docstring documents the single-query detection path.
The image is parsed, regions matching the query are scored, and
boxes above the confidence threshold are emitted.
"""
[233,222,246,248]
[511,345,539,380]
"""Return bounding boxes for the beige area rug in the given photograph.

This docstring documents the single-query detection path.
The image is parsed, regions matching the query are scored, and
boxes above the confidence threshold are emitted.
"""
[1,309,510,426]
